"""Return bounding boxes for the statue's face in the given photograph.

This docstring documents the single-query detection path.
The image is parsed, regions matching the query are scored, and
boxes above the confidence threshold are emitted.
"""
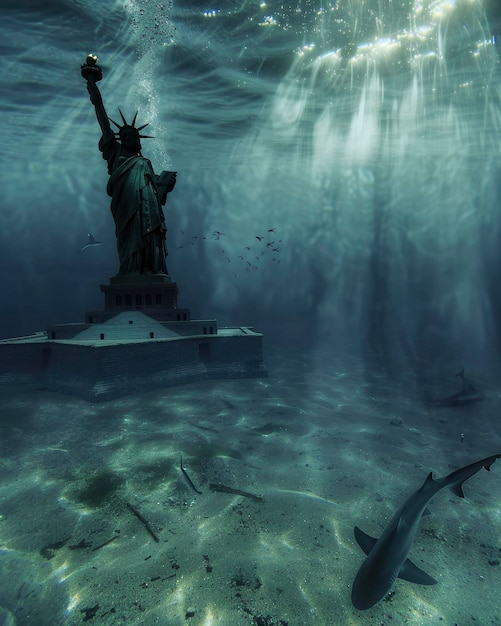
[119,126,141,152]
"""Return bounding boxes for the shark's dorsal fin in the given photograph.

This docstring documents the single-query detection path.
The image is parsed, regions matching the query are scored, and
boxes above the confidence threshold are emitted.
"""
[418,472,436,492]
[354,526,378,556]
[398,557,438,585]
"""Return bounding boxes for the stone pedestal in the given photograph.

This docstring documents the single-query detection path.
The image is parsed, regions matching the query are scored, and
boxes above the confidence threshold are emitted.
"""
[0,272,267,401]
[86,274,190,324]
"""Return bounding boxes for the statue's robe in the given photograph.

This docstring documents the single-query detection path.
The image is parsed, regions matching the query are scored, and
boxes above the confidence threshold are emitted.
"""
[99,133,176,275]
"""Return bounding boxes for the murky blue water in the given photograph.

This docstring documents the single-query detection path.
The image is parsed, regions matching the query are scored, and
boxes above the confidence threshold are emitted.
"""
[1,1,501,372]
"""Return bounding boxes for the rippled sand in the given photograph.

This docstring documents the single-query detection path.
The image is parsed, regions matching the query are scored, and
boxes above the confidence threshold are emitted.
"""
[1,347,500,625]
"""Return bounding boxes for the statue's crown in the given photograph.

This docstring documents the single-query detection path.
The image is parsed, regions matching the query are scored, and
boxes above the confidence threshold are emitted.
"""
[109,109,155,140]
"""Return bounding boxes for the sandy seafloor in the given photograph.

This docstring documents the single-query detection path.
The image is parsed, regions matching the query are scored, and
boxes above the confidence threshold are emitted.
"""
[0,346,501,626]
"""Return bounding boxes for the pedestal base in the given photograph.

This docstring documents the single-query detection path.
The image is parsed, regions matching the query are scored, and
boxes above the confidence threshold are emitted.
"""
[86,277,190,324]
[0,272,267,400]
[0,314,266,401]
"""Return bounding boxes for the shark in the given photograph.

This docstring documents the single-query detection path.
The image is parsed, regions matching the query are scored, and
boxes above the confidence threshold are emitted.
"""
[80,233,101,252]
[351,453,501,610]
[430,368,482,407]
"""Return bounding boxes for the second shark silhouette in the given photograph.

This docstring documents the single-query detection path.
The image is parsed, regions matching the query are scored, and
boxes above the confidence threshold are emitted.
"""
[431,368,482,407]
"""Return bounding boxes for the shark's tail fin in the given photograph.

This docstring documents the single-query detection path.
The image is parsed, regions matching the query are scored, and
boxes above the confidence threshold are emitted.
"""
[446,454,501,498]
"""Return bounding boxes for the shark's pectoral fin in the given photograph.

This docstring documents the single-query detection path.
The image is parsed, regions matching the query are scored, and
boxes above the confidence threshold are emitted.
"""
[398,558,438,585]
[354,526,378,556]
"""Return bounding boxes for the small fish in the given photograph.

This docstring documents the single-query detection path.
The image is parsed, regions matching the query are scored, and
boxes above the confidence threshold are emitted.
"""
[80,233,101,251]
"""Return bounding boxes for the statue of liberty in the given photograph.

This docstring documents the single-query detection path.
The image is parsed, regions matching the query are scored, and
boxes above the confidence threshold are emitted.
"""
[82,55,177,277]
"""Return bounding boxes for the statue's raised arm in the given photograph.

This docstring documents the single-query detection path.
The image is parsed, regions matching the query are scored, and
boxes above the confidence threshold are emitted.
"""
[82,55,113,140]
[81,54,177,278]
